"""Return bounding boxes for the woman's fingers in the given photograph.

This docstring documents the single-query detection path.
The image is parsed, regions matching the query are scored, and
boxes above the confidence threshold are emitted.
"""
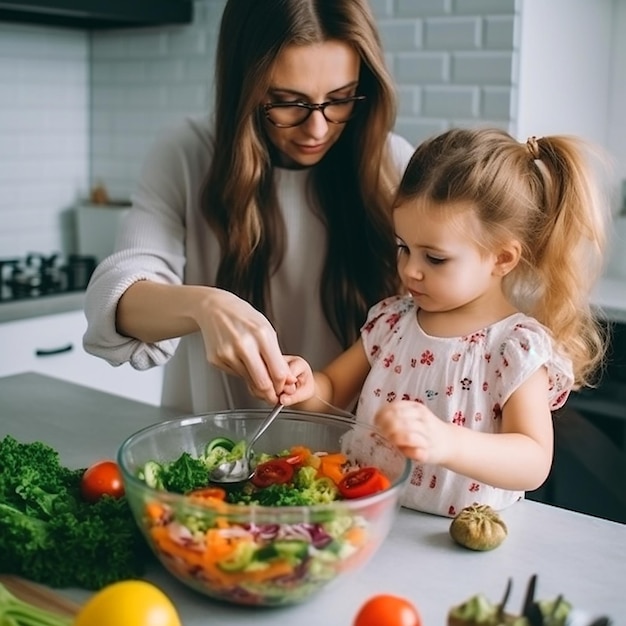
[198,291,293,399]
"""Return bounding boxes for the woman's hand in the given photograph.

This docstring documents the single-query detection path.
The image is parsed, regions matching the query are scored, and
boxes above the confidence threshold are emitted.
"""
[374,400,452,464]
[193,289,297,402]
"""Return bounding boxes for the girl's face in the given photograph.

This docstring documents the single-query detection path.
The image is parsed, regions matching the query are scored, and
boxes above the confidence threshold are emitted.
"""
[394,199,501,314]
[263,40,361,168]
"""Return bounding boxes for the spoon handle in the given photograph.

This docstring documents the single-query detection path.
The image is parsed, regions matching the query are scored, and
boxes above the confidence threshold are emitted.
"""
[247,402,283,451]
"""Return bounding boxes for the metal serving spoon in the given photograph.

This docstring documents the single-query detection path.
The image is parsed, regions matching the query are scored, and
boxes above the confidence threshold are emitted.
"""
[209,402,284,484]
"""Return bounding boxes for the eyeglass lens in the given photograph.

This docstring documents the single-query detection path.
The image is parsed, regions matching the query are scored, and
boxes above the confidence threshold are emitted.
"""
[265,98,362,127]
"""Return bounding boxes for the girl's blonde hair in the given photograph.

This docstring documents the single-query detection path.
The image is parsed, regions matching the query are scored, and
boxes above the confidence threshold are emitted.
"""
[202,0,401,347]
[395,127,610,388]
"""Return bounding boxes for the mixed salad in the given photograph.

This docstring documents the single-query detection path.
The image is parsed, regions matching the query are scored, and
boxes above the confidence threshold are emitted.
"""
[133,437,393,605]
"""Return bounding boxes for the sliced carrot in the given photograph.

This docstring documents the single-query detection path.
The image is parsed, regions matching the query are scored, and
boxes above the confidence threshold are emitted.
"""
[344,525,368,547]
[318,453,348,484]
[145,501,167,522]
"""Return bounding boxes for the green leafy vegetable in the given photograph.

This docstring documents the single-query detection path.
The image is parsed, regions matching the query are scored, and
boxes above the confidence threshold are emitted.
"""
[159,452,208,493]
[0,582,72,626]
[0,435,149,590]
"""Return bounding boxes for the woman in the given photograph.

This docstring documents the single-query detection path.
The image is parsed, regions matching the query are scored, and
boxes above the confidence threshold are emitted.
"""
[83,0,414,413]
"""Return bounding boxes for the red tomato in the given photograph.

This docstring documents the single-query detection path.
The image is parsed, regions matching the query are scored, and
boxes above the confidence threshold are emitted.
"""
[81,460,125,503]
[251,459,294,488]
[354,594,422,626]
[338,467,389,499]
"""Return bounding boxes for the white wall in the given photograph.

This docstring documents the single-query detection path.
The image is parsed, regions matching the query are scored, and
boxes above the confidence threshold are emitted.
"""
[607,0,626,208]
[516,0,613,147]
[0,22,89,258]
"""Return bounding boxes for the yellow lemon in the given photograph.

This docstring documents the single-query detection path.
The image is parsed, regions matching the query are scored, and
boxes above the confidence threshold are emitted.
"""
[73,580,182,626]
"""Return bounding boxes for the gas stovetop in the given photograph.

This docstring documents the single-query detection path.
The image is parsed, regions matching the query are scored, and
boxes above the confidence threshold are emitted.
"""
[0,253,96,303]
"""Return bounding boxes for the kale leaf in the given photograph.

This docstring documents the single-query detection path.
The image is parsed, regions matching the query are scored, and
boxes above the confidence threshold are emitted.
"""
[0,435,150,590]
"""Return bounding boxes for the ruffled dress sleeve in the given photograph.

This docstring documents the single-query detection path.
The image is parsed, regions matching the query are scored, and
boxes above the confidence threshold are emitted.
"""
[493,317,574,410]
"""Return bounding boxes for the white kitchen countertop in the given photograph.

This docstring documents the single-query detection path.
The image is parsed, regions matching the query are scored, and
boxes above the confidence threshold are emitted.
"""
[0,291,85,323]
[0,373,623,625]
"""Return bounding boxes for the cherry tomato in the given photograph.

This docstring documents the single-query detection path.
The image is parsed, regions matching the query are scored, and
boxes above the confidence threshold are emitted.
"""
[80,460,124,502]
[354,594,422,626]
[251,458,294,487]
[338,466,389,499]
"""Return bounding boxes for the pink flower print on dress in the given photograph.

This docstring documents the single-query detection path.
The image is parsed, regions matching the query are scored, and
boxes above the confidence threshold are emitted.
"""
[465,331,486,344]
[482,381,488,391]
[386,391,397,402]
[374,388,382,397]
[492,403,502,420]
[363,313,384,333]
[518,338,530,352]
[460,377,472,390]
[410,357,417,368]
[394,364,402,374]
[385,312,402,329]
[474,412,482,422]
[383,353,395,368]
[411,465,424,486]
[553,390,569,407]
[420,350,434,366]
[446,385,454,396]
[448,505,457,516]
[429,475,437,489]
[451,352,461,362]
[452,411,465,426]
[484,353,491,362]
[401,393,411,401]
[468,482,480,493]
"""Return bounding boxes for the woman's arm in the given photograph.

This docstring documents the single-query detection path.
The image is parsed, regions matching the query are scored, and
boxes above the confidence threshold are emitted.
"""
[117,280,295,399]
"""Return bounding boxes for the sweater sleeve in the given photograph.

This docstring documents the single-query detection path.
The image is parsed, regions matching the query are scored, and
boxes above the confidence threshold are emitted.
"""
[83,118,211,370]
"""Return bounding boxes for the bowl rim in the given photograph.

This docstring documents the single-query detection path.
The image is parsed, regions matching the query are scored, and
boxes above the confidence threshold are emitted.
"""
[117,408,412,515]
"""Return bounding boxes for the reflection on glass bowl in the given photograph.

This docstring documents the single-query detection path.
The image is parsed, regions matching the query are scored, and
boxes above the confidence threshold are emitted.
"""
[118,409,411,607]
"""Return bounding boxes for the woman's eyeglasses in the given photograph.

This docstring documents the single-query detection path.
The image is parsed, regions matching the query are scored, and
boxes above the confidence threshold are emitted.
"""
[263,95,366,128]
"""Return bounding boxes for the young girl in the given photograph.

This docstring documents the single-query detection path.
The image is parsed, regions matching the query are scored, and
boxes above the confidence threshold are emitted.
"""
[276,127,609,517]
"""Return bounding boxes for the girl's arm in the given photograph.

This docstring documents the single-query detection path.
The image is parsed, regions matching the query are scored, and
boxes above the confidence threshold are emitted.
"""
[282,339,372,413]
[375,366,554,491]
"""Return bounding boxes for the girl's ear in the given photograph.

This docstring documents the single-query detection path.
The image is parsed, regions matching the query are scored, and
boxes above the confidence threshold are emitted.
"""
[494,240,521,276]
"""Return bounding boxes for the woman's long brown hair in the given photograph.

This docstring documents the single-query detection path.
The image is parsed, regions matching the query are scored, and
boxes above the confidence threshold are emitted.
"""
[202,0,402,347]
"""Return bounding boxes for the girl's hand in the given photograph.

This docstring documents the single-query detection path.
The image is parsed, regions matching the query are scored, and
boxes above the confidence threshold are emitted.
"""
[277,356,315,406]
[374,400,451,464]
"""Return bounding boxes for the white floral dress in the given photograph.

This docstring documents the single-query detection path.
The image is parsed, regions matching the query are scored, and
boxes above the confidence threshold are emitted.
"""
[357,295,574,517]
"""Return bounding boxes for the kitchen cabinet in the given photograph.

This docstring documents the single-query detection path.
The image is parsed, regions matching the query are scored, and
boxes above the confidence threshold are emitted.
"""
[0,310,163,405]
[0,0,193,30]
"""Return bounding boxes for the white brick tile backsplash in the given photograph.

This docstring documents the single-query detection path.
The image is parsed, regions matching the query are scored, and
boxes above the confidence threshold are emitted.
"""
[451,52,513,85]
[379,20,422,52]
[423,86,479,118]
[0,0,518,259]
[484,16,515,49]
[424,17,481,50]
[453,0,516,15]
[395,51,449,84]
[397,0,451,18]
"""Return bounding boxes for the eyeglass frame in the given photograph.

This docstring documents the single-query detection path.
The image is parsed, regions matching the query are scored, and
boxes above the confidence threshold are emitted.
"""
[262,95,367,128]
